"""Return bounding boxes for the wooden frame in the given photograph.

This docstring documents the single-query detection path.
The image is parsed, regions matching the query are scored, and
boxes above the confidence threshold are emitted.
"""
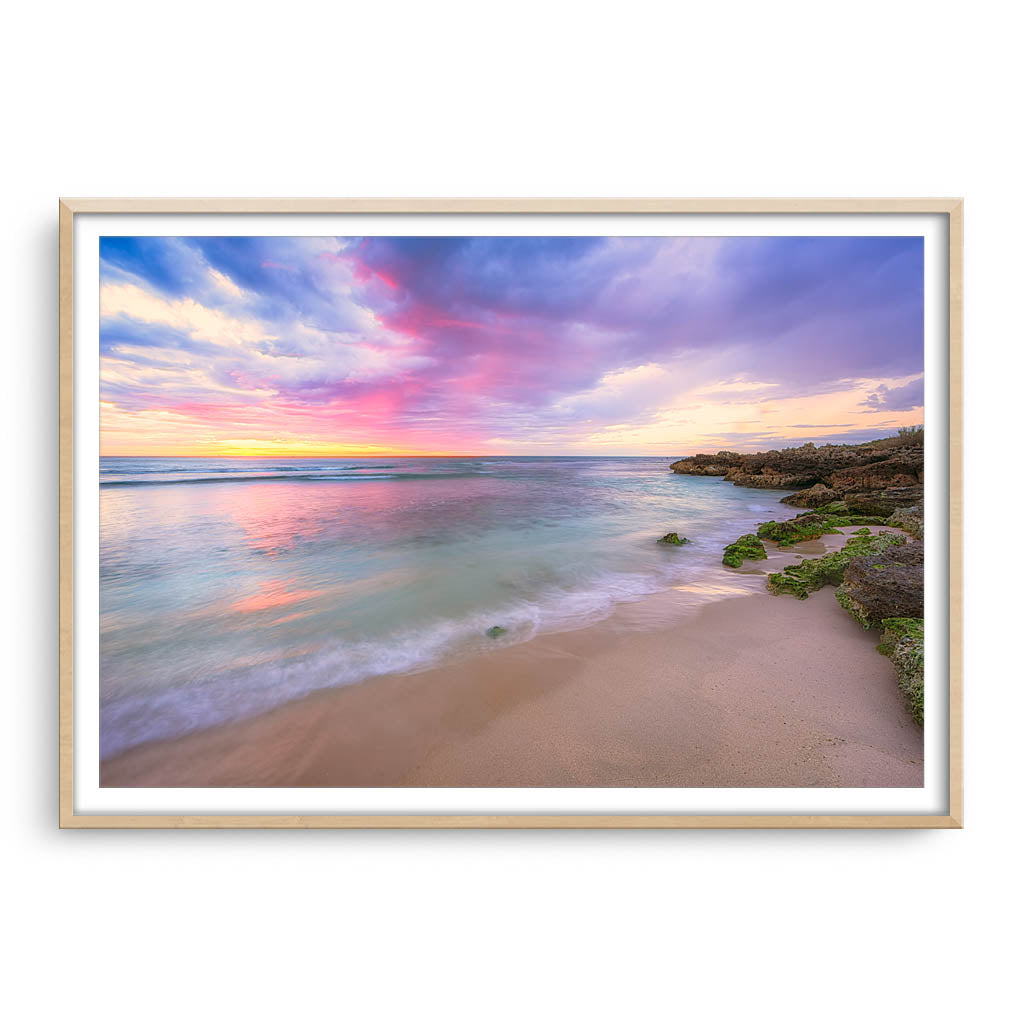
[59,197,963,829]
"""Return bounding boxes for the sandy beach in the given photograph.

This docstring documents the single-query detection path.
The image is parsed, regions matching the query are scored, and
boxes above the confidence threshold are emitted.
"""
[101,526,923,788]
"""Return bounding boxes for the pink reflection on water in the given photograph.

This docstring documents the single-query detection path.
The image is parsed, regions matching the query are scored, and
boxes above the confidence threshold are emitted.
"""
[231,578,324,614]
[218,481,341,557]
[268,611,312,627]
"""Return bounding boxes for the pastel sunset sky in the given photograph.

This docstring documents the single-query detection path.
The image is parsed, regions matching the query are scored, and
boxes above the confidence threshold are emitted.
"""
[99,235,924,457]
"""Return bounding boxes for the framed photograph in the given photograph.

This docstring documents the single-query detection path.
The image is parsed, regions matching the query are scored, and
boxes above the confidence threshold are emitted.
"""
[59,198,962,828]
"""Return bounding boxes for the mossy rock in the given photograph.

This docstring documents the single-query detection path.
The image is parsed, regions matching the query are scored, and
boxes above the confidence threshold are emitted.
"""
[757,512,887,547]
[835,540,923,630]
[485,625,508,639]
[878,617,924,724]
[813,500,850,516]
[657,532,690,546]
[766,530,906,600]
[758,513,839,547]
[837,515,889,527]
[885,505,924,540]
[722,534,767,568]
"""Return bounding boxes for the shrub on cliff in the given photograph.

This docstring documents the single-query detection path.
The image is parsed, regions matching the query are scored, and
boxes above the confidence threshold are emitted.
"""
[868,426,924,449]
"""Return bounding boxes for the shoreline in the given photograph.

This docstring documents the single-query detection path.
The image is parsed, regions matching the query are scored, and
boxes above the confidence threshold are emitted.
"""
[101,525,923,788]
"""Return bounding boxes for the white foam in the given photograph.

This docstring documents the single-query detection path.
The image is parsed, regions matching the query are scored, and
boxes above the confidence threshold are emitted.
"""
[99,559,738,759]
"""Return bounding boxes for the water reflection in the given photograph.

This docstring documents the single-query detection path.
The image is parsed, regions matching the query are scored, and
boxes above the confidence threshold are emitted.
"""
[99,457,794,756]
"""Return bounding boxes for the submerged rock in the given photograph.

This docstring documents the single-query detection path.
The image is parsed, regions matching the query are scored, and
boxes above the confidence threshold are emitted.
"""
[657,532,690,545]
[485,625,508,639]
[722,534,767,568]
[878,617,924,725]
[836,540,924,629]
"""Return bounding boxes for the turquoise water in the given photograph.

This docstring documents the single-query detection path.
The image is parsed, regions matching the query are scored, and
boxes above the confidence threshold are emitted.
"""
[99,456,790,757]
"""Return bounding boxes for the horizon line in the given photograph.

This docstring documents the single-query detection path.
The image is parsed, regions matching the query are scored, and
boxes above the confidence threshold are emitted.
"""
[99,452,686,459]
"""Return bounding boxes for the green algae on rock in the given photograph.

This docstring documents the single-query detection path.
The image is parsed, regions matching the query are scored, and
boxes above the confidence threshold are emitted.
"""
[657,532,690,545]
[756,512,887,548]
[811,500,850,516]
[835,539,924,629]
[885,504,924,540]
[485,625,508,639]
[757,514,840,547]
[722,534,767,568]
[878,617,924,724]
[766,531,906,600]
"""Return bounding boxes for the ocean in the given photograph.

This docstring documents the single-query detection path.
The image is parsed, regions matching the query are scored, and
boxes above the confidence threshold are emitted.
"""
[99,456,791,758]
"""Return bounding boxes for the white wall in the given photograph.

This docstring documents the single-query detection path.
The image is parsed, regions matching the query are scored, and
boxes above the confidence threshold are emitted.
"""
[2,2,1017,1021]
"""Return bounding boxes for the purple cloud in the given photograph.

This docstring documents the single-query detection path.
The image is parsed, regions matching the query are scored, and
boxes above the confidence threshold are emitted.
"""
[99,235,925,453]
[861,376,925,411]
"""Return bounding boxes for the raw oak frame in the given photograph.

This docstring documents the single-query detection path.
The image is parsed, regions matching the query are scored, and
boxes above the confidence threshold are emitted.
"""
[58,197,963,829]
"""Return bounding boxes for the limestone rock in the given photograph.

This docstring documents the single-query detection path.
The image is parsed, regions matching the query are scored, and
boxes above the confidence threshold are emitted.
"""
[836,541,924,629]
[780,483,840,508]
[670,433,923,517]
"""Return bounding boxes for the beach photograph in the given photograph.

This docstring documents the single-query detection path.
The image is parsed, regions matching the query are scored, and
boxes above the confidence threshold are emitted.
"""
[16,3,1017,1017]
[97,233,926,788]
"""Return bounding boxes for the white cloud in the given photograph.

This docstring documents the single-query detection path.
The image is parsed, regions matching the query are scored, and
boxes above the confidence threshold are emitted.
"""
[101,281,268,346]
[209,268,244,298]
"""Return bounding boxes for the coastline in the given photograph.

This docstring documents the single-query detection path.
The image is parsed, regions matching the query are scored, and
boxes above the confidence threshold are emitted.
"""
[101,525,923,788]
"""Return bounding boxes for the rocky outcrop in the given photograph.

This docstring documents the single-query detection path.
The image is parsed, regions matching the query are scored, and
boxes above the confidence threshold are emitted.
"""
[885,504,924,540]
[673,432,926,722]
[835,540,924,629]
[766,529,905,600]
[722,534,767,568]
[827,451,924,515]
[841,486,924,517]
[760,521,926,720]
[670,435,923,514]
[671,451,743,477]
[657,532,689,545]
[780,483,840,507]
[827,451,922,491]
[878,618,924,724]
[756,511,885,547]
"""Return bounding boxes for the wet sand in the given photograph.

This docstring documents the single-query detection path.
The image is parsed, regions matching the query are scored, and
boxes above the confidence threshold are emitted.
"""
[101,527,923,788]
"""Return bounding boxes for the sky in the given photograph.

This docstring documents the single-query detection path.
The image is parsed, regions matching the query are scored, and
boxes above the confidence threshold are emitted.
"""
[99,235,924,457]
